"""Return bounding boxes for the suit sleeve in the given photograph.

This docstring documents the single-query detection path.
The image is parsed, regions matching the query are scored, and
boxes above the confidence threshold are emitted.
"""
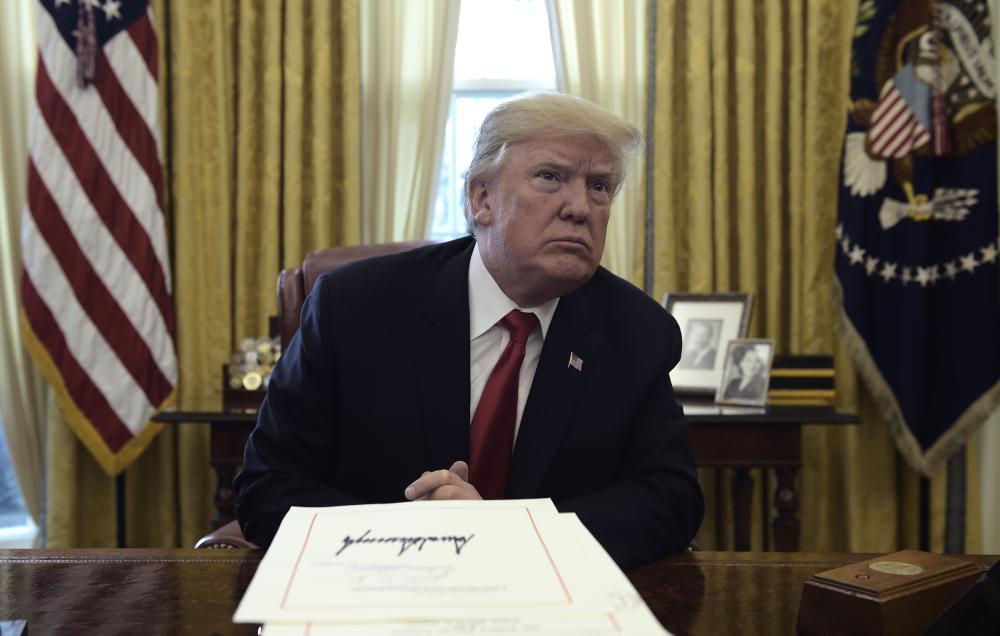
[555,316,704,569]
[234,278,363,547]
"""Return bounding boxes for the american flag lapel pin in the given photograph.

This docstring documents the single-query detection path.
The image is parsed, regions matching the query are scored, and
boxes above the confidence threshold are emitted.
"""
[567,352,583,372]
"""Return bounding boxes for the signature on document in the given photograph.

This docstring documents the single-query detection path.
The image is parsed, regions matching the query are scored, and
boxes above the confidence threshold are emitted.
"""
[335,529,476,557]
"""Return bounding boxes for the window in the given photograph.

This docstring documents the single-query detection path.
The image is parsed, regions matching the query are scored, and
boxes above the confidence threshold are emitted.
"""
[0,417,37,548]
[429,0,558,240]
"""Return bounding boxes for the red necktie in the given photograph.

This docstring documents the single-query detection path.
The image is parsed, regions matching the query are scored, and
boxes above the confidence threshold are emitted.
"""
[469,310,539,499]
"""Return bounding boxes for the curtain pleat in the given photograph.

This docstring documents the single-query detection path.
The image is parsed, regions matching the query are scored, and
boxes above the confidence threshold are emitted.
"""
[0,0,46,533]
[359,0,460,243]
[979,0,1000,556]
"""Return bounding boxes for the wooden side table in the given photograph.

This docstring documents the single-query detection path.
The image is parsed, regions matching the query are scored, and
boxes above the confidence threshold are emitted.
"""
[683,402,859,551]
[152,410,256,529]
[156,404,859,548]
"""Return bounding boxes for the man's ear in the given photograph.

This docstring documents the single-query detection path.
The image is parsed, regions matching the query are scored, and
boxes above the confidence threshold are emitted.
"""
[469,180,494,227]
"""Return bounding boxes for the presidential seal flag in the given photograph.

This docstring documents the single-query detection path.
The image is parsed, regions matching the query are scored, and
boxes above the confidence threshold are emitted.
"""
[835,0,999,475]
[20,0,176,475]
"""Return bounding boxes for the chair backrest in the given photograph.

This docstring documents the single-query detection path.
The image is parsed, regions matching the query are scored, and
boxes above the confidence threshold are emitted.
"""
[277,241,433,350]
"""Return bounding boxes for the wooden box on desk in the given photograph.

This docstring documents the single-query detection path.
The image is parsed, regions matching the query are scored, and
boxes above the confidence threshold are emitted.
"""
[797,550,981,635]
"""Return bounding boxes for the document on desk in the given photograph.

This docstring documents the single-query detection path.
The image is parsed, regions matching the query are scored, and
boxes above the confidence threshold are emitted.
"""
[256,511,671,636]
[235,499,613,624]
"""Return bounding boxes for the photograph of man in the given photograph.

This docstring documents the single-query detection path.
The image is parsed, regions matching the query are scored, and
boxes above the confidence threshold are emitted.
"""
[678,319,721,370]
[718,342,773,405]
[234,92,704,569]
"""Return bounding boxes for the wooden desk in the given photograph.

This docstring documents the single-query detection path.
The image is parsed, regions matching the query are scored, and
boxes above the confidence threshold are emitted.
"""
[0,550,994,635]
[684,404,859,551]
[156,405,859,550]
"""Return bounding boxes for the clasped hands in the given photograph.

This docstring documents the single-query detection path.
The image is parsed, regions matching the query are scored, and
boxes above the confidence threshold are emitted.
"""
[404,460,482,501]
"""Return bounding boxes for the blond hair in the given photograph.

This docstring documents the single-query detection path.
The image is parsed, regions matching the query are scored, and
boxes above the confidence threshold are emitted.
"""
[464,92,642,230]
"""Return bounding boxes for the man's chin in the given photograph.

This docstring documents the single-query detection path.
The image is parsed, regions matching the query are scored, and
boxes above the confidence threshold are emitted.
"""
[537,260,599,295]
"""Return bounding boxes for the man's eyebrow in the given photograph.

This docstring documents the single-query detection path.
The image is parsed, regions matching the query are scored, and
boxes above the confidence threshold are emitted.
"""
[527,158,573,172]
[528,158,618,180]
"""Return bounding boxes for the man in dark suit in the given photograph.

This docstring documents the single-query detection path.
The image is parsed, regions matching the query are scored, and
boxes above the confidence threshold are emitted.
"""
[235,93,703,569]
[679,320,718,370]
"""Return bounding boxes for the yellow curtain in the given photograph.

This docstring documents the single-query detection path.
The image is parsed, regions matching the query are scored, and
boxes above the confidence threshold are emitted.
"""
[550,0,647,287]
[652,0,981,553]
[46,0,361,548]
[980,0,1000,556]
[0,0,46,532]
[359,0,460,242]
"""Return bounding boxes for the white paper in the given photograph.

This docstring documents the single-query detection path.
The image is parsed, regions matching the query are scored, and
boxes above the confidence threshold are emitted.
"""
[235,499,604,624]
[254,512,671,636]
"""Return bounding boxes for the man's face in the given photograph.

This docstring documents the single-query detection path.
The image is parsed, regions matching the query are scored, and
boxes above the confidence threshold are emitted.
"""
[471,134,616,306]
[687,324,711,351]
[739,350,762,378]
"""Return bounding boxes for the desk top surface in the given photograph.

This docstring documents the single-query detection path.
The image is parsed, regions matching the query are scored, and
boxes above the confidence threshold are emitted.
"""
[154,404,860,426]
[0,549,994,635]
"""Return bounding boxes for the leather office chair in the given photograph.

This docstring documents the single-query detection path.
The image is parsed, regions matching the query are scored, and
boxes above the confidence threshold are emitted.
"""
[194,241,433,549]
[276,241,433,350]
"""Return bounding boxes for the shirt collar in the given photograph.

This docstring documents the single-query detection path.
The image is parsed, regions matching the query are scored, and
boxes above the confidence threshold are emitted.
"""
[468,243,560,340]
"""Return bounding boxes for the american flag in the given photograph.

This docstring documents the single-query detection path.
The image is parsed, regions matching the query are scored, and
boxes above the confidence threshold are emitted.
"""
[867,79,932,159]
[20,0,176,475]
[567,352,583,372]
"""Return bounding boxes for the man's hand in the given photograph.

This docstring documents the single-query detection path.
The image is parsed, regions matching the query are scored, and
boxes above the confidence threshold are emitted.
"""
[404,460,482,501]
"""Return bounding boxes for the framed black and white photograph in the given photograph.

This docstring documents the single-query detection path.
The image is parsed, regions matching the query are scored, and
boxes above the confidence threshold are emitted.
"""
[715,339,774,407]
[663,293,754,395]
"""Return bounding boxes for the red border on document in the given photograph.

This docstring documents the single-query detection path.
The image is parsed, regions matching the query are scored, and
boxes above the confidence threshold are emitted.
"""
[280,506,573,610]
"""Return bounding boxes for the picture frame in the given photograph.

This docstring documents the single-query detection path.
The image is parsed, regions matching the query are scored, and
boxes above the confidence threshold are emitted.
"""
[663,292,754,396]
[715,338,775,407]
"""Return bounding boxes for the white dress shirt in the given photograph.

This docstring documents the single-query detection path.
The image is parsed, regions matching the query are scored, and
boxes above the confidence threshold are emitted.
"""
[468,244,559,440]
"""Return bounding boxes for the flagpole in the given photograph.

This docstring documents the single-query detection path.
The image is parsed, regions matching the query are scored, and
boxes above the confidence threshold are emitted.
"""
[919,476,929,552]
[944,451,966,553]
[116,473,125,548]
[642,0,657,296]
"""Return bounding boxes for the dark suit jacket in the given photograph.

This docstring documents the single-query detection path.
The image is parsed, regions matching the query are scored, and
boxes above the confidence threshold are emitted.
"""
[235,237,703,568]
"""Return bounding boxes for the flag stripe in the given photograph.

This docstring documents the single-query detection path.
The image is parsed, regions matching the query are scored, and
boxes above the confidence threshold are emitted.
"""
[22,274,134,451]
[22,211,153,437]
[870,90,903,133]
[33,59,175,335]
[22,231,148,444]
[871,100,911,150]
[36,10,171,285]
[26,161,173,405]
[873,111,914,157]
[870,104,909,146]
[27,104,176,383]
[94,50,165,213]
[880,119,917,158]
[127,12,158,81]
[105,20,163,158]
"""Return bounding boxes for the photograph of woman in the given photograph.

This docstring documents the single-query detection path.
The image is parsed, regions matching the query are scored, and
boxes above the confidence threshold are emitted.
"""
[716,340,774,406]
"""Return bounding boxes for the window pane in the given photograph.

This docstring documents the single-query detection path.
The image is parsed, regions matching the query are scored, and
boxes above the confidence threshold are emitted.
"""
[0,417,36,548]
[430,0,558,239]
[454,0,556,83]
[430,94,517,241]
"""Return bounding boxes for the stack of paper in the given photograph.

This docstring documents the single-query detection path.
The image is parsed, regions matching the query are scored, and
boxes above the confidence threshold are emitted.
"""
[233,498,670,635]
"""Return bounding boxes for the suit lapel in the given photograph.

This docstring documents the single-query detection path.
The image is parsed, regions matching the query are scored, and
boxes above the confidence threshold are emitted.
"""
[507,286,599,498]
[412,241,474,471]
